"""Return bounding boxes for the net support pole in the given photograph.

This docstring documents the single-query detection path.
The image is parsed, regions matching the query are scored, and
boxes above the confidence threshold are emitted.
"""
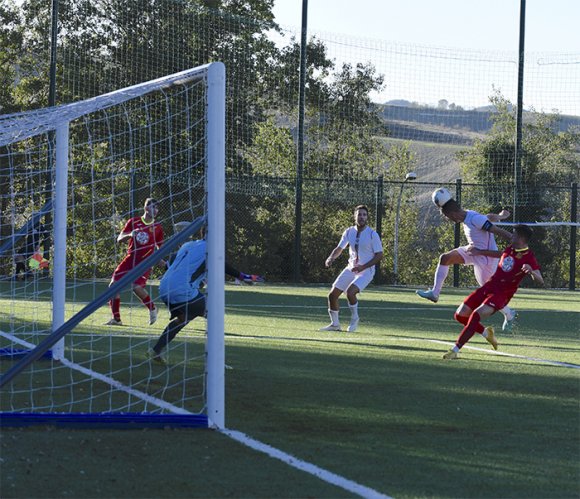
[51,123,69,360]
[513,0,526,221]
[206,62,226,429]
[570,182,578,291]
[293,0,308,282]
[453,178,462,287]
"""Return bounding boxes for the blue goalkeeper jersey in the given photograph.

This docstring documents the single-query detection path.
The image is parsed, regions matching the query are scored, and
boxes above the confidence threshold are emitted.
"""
[159,240,206,304]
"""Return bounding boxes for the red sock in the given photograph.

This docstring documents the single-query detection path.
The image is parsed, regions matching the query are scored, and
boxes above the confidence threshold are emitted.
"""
[141,294,155,311]
[456,312,483,349]
[454,312,484,334]
[109,297,121,321]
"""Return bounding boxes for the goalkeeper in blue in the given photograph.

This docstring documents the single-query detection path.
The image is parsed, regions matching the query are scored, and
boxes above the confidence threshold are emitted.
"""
[147,228,263,365]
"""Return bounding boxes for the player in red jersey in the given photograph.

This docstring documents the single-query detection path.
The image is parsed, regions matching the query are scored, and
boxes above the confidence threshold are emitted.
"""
[443,224,544,360]
[105,198,166,326]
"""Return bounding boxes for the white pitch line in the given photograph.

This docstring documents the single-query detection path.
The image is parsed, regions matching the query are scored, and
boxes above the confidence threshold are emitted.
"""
[418,337,580,369]
[224,332,580,370]
[228,304,448,310]
[222,429,391,499]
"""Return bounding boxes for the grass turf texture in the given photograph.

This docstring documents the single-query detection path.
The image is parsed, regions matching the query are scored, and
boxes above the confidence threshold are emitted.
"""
[1,283,579,498]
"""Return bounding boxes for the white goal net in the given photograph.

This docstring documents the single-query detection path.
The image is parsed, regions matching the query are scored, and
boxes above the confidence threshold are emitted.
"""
[0,63,226,428]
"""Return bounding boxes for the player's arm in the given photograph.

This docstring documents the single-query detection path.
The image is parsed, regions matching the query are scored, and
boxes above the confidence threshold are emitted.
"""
[117,219,134,243]
[488,224,512,242]
[486,209,511,223]
[522,264,544,286]
[467,246,503,258]
[325,246,343,268]
[225,262,265,283]
[352,251,383,273]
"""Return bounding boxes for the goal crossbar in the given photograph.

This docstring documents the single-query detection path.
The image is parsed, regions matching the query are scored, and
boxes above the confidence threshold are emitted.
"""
[0,64,213,147]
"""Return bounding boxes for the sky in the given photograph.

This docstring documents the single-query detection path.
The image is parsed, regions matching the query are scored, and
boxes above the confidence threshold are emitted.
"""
[272,0,580,53]
[271,0,580,113]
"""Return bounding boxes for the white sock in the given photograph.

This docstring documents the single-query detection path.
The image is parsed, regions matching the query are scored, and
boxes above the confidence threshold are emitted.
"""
[432,264,449,296]
[329,309,339,326]
[500,306,513,320]
[452,345,460,353]
[348,302,359,321]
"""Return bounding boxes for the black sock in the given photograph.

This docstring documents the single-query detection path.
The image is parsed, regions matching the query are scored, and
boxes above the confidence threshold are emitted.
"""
[15,262,26,274]
[153,318,188,353]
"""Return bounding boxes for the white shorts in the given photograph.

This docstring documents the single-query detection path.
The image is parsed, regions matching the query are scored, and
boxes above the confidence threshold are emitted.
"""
[456,245,499,286]
[332,267,375,293]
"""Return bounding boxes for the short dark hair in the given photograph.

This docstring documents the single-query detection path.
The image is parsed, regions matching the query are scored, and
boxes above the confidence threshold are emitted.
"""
[354,204,369,215]
[144,197,158,208]
[514,224,533,242]
[441,198,461,215]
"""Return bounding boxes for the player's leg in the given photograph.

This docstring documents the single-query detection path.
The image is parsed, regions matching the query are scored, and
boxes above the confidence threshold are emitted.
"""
[444,303,497,359]
[474,257,517,332]
[320,268,353,331]
[132,273,157,325]
[106,260,130,325]
[14,253,26,280]
[148,297,205,364]
[444,287,489,359]
[345,269,375,332]
[416,249,465,302]
[345,284,360,332]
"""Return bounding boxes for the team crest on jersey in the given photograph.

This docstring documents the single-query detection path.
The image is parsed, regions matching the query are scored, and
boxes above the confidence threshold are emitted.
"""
[501,255,514,272]
[136,231,150,245]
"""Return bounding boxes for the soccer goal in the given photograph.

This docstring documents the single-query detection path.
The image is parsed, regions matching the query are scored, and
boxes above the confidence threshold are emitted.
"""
[0,63,226,428]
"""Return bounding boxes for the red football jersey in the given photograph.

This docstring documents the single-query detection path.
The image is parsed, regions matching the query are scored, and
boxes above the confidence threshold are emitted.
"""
[121,216,164,265]
[489,245,540,294]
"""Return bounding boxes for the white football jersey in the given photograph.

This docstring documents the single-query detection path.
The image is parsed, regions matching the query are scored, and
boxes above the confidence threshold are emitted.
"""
[463,210,497,251]
[338,226,383,269]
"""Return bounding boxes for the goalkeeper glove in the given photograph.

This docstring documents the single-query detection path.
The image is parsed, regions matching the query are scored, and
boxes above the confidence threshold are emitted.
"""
[239,273,265,284]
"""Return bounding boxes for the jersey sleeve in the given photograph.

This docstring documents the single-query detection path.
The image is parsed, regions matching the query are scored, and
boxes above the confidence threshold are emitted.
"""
[120,218,134,234]
[473,213,494,231]
[338,229,350,249]
[371,231,383,253]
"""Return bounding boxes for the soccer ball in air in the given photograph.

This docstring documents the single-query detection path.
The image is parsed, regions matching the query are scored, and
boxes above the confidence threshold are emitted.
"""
[432,187,453,208]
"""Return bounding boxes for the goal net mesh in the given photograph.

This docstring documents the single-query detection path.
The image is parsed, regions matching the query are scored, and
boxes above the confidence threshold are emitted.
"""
[0,66,220,422]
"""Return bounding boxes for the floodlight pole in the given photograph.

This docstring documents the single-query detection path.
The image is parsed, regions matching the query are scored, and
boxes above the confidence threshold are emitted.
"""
[293,0,308,282]
[513,0,526,221]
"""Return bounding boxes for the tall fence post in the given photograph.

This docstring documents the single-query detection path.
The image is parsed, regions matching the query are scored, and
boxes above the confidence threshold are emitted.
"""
[513,0,526,221]
[453,178,462,287]
[375,175,384,283]
[570,182,578,291]
[293,0,308,282]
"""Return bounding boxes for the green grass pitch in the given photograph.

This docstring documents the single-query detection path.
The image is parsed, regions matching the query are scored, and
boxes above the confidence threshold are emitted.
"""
[1,283,579,498]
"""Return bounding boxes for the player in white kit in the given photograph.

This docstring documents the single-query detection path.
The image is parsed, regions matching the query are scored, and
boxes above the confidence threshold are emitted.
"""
[320,205,384,333]
[416,189,518,331]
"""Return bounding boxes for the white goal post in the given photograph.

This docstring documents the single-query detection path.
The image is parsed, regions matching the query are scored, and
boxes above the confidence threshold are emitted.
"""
[0,62,226,429]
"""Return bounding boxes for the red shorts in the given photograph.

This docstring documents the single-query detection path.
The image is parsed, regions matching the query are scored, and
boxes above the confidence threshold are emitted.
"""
[463,282,514,312]
[111,256,151,288]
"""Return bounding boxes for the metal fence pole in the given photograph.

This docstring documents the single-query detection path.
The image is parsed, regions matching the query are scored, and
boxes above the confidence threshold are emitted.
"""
[292,0,308,282]
[513,0,526,221]
[453,178,462,287]
[375,175,384,282]
[570,182,578,291]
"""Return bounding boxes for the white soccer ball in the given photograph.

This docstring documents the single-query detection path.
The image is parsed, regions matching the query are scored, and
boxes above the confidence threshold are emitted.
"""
[432,187,453,208]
